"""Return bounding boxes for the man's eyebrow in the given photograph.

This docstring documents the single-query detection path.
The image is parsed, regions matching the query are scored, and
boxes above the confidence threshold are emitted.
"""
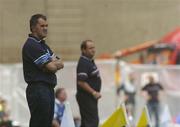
[40,24,48,27]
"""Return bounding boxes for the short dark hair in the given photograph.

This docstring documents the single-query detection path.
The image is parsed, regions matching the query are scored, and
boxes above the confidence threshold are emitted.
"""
[80,39,93,51]
[55,88,65,98]
[30,14,46,32]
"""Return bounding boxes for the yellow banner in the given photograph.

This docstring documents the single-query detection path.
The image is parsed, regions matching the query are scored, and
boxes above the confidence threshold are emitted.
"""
[136,106,152,127]
[101,104,129,127]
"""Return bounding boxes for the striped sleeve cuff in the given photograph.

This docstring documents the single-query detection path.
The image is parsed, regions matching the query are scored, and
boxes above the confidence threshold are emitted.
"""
[77,72,88,81]
[34,53,52,66]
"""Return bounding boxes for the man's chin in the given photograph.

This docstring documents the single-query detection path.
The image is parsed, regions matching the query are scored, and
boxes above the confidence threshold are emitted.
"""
[43,34,47,37]
[41,35,47,39]
[90,55,94,59]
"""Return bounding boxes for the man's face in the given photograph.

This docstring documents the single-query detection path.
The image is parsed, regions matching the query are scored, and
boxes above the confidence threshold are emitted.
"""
[58,90,67,102]
[83,41,95,58]
[33,18,48,39]
[149,76,154,84]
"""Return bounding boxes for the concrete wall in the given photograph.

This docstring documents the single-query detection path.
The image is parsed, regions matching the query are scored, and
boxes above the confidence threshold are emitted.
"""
[0,0,180,62]
[0,0,46,62]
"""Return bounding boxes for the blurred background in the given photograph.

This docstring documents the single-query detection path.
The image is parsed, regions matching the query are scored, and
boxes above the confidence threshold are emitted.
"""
[1,0,180,127]
[1,0,180,62]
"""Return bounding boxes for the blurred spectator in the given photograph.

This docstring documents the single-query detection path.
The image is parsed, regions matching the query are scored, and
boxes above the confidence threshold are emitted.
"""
[0,113,13,127]
[141,75,164,127]
[0,97,4,119]
[52,88,67,127]
[0,98,13,127]
[117,73,136,120]
[52,88,81,127]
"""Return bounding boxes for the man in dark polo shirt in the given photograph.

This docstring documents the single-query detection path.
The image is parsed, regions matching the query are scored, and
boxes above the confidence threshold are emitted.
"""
[142,75,164,127]
[22,14,64,127]
[76,40,102,127]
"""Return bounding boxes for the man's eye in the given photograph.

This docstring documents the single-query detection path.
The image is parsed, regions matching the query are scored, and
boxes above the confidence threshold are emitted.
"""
[41,25,48,27]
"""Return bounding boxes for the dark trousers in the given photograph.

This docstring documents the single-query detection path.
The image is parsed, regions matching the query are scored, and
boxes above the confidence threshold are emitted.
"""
[76,93,99,127]
[26,83,55,127]
[147,101,159,127]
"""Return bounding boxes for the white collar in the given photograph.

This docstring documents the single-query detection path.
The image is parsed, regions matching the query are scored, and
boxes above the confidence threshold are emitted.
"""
[81,55,93,61]
[28,37,41,43]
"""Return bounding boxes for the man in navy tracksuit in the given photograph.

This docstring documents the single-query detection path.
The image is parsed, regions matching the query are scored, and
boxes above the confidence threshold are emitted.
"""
[22,14,64,127]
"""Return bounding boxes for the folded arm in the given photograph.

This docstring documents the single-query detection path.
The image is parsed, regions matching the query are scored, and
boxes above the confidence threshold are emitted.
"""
[43,55,64,73]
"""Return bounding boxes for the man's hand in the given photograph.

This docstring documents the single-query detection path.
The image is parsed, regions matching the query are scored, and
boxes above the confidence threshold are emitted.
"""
[43,55,64,73]
[55,59,64,70]
[141,91,151,101]
[52,55,64,70]
[92,91,101,100]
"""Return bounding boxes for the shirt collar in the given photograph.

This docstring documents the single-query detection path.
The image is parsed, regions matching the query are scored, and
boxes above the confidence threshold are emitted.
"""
[28,34,44,43]
[55,98,64,106]
[81,55,94,62]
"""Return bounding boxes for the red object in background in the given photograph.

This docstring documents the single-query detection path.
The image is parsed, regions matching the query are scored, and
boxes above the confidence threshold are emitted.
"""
[161,27,180,46]
[101,27,180,64]
[160,27,180,64]
[113,40,159,58]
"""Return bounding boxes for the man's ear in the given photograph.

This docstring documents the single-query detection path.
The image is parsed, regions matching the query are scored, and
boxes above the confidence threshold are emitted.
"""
[82,48,86,54]
[31,25,37,33]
